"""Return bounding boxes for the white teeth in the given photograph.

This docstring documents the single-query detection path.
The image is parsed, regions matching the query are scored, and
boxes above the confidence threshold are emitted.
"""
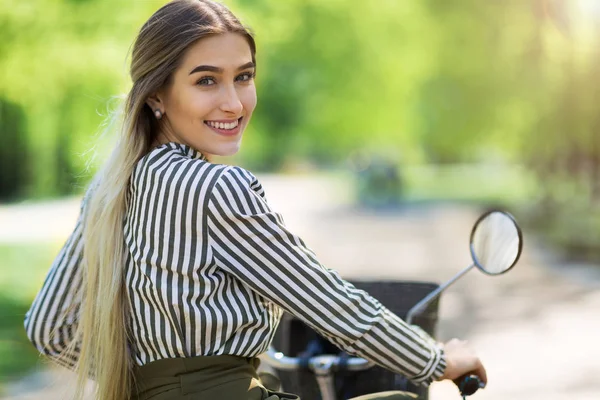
[207,119,239,130]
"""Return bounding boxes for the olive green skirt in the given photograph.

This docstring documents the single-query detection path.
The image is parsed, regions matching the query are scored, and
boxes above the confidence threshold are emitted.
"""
[131,355,299,400]
[130,355,421,400]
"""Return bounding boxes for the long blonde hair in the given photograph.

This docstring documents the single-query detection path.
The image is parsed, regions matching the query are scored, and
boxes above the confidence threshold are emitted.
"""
[66,1,256,399]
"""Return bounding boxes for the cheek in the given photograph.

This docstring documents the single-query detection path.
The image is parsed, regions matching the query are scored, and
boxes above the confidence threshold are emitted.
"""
[241,86,257,114]
[175,87,213,119]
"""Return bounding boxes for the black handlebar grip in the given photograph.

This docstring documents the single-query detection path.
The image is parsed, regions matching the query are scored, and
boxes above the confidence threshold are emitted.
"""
[454,374,482,397]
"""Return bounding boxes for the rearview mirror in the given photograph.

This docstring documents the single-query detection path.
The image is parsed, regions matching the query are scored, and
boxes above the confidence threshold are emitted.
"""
[470,210,522,275]
[406,209,523,325]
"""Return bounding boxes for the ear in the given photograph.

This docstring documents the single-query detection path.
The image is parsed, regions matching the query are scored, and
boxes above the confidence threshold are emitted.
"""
[145,92,164,114]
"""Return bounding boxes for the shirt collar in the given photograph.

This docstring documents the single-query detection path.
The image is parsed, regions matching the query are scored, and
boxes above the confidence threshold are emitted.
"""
[162,141,208,161]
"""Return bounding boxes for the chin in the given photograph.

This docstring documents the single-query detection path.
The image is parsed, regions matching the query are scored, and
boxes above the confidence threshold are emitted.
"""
[214,144,242,157]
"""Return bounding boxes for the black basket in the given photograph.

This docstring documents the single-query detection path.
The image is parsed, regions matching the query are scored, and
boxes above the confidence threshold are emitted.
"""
[270,280,441,400]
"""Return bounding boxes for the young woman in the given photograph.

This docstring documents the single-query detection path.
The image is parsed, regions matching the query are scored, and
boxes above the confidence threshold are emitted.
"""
[24,1,487,399]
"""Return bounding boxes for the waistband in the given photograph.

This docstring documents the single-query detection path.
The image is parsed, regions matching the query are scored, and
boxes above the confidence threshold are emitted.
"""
[131,355,261,399]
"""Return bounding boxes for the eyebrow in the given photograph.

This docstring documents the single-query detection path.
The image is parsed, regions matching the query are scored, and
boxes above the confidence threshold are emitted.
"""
[189,62,255,75]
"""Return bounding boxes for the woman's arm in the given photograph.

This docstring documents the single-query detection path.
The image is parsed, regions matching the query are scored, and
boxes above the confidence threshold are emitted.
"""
[205,166,446,386]
[23,194,89,369]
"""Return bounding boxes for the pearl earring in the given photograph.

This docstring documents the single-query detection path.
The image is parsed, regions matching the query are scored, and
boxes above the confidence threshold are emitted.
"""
[154,109,163,120]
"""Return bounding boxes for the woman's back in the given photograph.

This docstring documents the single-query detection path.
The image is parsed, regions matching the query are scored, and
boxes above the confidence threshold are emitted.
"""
[125,142,282,365]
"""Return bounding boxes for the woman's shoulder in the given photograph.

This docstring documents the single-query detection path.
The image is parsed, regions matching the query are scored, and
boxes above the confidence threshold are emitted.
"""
[132,143,263,198]
[213,165,264,197]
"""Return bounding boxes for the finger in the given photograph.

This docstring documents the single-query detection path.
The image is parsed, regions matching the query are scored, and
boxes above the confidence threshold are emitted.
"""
[475,360,488,385]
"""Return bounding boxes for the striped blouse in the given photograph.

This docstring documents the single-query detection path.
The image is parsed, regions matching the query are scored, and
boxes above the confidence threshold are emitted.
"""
[24,141,446,385]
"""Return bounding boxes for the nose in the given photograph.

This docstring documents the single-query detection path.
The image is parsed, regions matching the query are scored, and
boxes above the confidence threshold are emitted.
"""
[219,84,243,115]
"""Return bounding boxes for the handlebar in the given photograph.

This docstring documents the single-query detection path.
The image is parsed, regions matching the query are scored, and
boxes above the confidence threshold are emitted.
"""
[455,374,484,397]
[263,348,485,399]
[261,346,374,374]
[263,347,484,397]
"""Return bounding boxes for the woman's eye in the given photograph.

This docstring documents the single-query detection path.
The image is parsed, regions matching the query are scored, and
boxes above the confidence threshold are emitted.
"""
[197,77,216,86]
[236,72,255,82]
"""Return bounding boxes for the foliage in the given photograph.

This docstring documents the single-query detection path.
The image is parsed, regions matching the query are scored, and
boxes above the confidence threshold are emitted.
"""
[1,0,600,255]
[0,98,29,201]
[0,243,59,391]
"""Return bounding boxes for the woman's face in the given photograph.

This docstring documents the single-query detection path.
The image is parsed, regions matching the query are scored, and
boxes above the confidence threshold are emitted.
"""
[148,33,257,157]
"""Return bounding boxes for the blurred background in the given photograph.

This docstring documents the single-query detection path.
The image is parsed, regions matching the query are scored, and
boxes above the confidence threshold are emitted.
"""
[1,0,599,399]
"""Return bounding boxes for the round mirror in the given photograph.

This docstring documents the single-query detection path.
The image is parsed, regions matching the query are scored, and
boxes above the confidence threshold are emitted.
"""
[469,210,523,275]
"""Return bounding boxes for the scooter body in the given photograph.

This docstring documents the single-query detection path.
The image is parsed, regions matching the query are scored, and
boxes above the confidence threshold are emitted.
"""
[261,210,523,400]
[271,281,440,399]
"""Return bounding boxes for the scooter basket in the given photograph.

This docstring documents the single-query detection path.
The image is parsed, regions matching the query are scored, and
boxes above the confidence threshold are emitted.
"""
[270,280,441,400]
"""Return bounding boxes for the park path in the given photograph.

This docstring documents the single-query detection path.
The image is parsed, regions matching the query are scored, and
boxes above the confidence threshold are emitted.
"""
[2,174,599,400]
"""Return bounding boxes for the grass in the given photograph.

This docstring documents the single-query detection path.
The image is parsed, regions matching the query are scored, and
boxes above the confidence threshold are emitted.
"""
[0,243,60,392]
[393,164,600,263]
[348,162,539,211]
[401,164,539,206]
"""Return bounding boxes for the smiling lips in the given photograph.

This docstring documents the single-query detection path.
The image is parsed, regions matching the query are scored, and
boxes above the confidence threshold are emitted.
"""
[204,117,243,136]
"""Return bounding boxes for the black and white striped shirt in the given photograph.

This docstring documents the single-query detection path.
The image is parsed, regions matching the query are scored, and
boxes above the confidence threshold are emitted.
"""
[24,142,446,385]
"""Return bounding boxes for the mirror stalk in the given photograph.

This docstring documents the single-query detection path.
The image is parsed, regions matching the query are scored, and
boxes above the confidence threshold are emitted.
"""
[406,264,475,325]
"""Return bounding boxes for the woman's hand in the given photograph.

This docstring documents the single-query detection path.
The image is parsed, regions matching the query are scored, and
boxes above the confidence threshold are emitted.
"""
[439,338,487,385]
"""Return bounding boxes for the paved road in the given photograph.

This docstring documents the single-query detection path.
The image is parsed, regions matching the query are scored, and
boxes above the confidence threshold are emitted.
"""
[2,174,599,400]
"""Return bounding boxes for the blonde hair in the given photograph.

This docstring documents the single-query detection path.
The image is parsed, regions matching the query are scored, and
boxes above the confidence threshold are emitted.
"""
[64,1,256,399]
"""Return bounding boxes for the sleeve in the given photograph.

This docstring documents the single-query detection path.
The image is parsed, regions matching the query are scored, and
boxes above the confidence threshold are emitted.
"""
[23,191,89,369]
[206,166,446,386]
